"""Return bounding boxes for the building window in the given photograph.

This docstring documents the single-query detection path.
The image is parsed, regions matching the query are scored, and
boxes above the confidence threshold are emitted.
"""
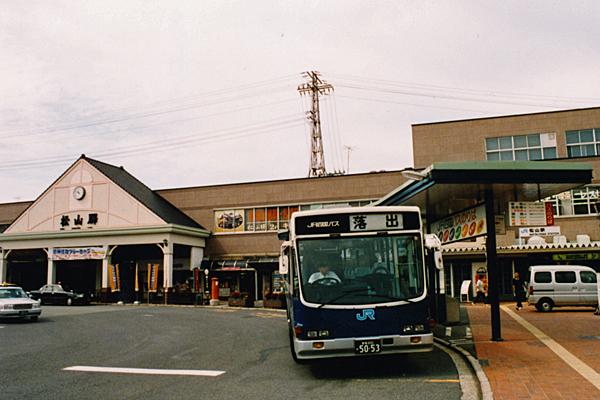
[544,186,600,217]
[215,200,375,234]
[485,133,557,161]
[566,128,600,158]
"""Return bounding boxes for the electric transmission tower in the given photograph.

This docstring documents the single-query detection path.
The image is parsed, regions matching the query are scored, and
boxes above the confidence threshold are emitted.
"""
[298,71,333,177]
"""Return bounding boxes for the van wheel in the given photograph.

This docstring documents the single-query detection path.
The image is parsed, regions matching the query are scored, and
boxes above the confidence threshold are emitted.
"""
[537,299,553,312]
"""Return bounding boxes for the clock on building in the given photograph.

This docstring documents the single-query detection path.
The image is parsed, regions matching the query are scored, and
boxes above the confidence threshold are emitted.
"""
[73,186,86,200]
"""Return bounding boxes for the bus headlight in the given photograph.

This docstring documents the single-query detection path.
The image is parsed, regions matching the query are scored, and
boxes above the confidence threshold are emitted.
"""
[403,324,426,333]
[307,330,330,338]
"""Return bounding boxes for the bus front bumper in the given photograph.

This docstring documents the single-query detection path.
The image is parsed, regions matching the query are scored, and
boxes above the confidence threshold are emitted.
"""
[294,333,434,360]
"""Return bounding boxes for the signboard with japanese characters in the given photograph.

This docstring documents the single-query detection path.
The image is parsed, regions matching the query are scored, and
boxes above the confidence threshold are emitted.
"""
[430,204,487,244]
[518,226,561,237]
[51,247,106,260]
[509,202,554,226]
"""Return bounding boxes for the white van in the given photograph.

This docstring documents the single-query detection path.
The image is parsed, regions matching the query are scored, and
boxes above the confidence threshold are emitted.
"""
[527,265,598,312]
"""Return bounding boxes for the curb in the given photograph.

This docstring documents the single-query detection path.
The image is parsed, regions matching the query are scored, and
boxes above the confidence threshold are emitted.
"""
[434,337,494,400]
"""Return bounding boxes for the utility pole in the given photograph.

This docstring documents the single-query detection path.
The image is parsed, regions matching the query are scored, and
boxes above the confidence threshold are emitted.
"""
[298,71,333,177]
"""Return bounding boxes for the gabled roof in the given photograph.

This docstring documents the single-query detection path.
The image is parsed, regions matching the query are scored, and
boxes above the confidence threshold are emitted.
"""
[83,156,205,230]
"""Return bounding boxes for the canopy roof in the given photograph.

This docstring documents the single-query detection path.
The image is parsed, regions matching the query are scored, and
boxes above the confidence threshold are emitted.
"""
[376,161,594,224]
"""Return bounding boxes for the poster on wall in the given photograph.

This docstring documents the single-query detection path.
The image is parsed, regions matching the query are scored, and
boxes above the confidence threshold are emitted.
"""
[430,204,487,244]
[214,210,244,233]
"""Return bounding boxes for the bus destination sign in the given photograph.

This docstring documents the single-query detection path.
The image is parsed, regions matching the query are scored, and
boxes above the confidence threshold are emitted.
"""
[295,212,419,235]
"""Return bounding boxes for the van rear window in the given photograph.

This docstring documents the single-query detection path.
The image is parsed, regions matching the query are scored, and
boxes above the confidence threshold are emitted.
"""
[534,271,552,283]
[555,271,576,283]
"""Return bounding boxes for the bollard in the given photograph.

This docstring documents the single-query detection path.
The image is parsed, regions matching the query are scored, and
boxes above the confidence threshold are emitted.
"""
[210,277,220,306]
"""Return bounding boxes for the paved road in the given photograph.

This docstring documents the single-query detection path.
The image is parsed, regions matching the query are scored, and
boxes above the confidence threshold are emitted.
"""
[1,305,472,399]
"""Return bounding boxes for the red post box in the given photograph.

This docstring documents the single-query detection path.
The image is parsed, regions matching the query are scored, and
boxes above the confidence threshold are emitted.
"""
[211,278,219,301]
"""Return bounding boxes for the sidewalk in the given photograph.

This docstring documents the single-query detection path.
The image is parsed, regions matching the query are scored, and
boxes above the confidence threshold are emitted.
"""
[435,301,600,399]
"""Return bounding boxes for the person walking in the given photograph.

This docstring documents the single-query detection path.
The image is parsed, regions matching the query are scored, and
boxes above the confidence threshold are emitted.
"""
[513,271,525,310]
[472,275,486,305]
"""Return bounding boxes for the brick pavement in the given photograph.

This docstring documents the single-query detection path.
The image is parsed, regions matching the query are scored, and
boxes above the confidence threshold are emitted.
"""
[466,302,600,399]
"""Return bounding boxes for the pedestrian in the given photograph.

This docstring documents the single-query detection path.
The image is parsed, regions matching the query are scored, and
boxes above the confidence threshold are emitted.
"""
[472,275,486,305]
[513,271,525,310]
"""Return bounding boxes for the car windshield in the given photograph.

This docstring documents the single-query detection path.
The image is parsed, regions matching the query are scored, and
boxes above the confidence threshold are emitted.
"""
[0,288,29,299]
[297,234,425,305]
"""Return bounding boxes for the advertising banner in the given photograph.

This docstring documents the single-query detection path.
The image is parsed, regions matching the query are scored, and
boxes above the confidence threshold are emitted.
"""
[193,268,199,293]
[148,264,159,293]
[430,204,487,244]
[109,264,120,292]
[52,247,106,260]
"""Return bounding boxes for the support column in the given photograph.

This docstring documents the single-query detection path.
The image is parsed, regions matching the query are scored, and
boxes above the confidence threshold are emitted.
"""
[0,249,11,284]
[160,241,173,304]
[101,245,116,303]
[485,188,503,341]
[190,247,204,271]
[47,248,56,284]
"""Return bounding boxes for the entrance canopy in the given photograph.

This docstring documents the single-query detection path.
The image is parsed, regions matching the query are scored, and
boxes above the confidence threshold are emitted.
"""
[376,161,593,224]
[375,160,593,342]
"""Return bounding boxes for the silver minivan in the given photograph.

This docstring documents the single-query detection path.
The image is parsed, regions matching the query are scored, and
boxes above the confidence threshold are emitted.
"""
[527,265,598,312]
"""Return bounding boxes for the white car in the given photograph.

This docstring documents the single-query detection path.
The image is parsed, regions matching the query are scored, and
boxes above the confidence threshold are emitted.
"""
[0,284,42,322]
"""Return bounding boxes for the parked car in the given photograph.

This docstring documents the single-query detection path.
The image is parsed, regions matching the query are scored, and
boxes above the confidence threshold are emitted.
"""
[0,284,42,321]
[29,284,90,306]
[527,265,599,312]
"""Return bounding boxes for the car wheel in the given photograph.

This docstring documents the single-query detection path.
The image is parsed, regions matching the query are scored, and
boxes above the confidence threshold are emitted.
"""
[66,298,73,306]
[538,299,553,312]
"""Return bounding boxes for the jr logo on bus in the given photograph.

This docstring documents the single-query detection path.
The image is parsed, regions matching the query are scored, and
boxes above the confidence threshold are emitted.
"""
[356,309,375,321]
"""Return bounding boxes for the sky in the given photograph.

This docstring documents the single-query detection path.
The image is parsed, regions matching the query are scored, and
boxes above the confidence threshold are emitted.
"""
[2,1,600,203]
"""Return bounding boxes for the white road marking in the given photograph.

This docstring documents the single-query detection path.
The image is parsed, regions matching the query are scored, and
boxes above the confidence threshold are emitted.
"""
[64,366,225,377]
[502,306,600,391]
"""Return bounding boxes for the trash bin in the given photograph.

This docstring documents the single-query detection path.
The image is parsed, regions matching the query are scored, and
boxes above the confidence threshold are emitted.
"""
[445,296,461,324]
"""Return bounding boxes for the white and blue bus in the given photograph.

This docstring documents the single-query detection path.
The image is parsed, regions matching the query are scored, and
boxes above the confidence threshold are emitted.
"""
[278,206,442,363]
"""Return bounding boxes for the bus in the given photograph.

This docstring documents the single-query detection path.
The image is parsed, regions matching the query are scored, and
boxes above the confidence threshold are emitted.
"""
[278,206,443,363]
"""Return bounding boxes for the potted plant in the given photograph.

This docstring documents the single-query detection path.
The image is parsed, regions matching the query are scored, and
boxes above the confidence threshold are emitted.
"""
[228,291,254,307]
[263,291,286,309]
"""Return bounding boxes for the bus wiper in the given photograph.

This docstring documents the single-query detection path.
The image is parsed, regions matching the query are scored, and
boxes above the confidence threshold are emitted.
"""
[317,288,370,308]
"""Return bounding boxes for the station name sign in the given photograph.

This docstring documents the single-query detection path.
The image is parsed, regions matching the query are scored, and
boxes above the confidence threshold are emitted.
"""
[295,212,420,235]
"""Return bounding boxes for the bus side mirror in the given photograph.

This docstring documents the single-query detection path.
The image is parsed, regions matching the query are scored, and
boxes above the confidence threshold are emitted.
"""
[424,234,444,270]
[279,255,289,274]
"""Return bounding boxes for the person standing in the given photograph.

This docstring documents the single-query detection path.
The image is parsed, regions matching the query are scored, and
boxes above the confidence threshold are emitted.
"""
[513,272,525,310]
[472,275,486,305]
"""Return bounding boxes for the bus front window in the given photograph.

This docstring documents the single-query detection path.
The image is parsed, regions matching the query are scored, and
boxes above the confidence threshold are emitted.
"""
[297,234,424,305]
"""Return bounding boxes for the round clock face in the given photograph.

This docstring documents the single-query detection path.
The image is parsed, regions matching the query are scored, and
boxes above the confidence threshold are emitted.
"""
[73,186,86,200]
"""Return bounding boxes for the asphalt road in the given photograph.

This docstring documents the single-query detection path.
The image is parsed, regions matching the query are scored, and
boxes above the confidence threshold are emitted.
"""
[1,305,469,399]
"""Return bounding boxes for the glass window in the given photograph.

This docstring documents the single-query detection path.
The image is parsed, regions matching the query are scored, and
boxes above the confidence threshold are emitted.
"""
[543,147,557,159]
[486,133,556,161]
[580,129,594,142]
[566,130,579,144]
[555,271,576,283]
[528,148,542,160]
[566,128,600,158]
[580,271,597,284]
[486,138,499,151]
[534,271,552,283]
[499,137,513,149]
[514,135,527,148]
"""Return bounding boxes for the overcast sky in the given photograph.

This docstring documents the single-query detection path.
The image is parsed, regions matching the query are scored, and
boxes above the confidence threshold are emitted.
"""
[2,1,600,203]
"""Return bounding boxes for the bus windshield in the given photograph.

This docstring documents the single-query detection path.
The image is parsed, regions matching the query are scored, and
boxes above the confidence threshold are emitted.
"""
[297,234,425,306]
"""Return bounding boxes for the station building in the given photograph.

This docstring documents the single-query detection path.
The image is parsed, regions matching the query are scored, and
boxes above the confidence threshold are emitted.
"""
[1,106,600,303]
[412,106,600,299]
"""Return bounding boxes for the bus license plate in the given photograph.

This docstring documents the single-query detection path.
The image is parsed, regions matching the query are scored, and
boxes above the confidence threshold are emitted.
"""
[355,339,381,354]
